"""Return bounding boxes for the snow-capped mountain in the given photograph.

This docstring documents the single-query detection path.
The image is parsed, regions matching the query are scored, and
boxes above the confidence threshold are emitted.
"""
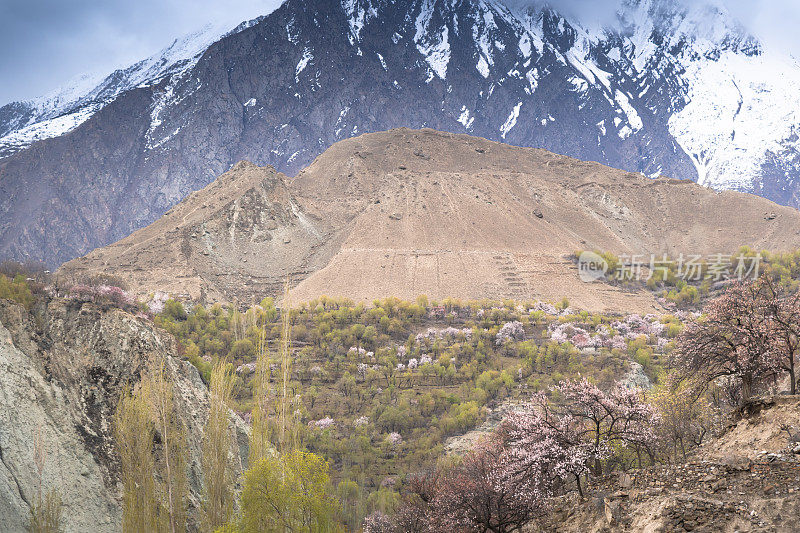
[2,0,799,266]
[617,0,800,196]
[0,18,264,158]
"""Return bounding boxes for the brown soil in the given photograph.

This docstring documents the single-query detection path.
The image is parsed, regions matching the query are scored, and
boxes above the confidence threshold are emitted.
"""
[59,128,800,312]
[539,396,800,533]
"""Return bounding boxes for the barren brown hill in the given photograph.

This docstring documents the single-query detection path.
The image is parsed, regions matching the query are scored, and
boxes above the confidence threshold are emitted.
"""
[59,129,800,312]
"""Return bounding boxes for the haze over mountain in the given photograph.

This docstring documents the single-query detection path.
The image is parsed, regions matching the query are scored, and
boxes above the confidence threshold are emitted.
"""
[59,129,800,313]
[3,0,800,266]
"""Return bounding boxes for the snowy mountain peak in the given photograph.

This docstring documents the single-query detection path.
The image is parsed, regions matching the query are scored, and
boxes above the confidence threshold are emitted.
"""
[0,17,261,158]
[4,0,800,266]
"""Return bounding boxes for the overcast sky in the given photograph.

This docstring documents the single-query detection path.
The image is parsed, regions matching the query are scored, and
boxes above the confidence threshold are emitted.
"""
[1,0,798,106]
[0,0,284,105]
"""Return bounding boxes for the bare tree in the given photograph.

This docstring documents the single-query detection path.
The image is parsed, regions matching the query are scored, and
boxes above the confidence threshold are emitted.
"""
[759,276,800,394]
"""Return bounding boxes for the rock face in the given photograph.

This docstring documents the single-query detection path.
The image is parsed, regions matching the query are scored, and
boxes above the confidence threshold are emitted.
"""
[3,0,800,266]
[540,396,800,533]
[0,298,247,532]
[59,129,800,313]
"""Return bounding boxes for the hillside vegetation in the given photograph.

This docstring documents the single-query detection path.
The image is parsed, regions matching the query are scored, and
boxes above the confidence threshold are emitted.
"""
[5,259,800,531]
[153,295,678,510]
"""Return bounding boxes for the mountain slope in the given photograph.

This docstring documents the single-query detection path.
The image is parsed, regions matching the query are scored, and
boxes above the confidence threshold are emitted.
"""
[0,19,264,158]
[3,0,800,266]
[59,129,800,313]
[0,298,249,532]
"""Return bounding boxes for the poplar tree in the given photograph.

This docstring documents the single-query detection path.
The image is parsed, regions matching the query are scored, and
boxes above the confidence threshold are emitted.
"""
[115,358,188,533]
[115,386,158,532]
[201,360,236,531]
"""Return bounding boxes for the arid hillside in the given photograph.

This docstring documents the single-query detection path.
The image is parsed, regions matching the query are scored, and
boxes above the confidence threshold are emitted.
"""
[539,396,800,533]
[60,129,800,312]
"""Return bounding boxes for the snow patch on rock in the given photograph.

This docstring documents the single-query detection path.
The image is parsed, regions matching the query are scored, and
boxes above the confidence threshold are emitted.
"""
[500,102,522,138]
[414,0,451,79]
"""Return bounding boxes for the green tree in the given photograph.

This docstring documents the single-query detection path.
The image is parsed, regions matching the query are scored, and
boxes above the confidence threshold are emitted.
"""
[163,299,188,321]
[201,360,236,532]
[336,480,362,531]
[145,360,188,533]
[230,339,256,359]
[115,358,188,533]
[238,451,340,532]
[115,386,158,533]
[0,274,34,309]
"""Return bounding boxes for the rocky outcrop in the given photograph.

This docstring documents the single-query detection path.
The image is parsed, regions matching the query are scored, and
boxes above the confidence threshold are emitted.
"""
[0,298,248,532]
[539,396,800,533]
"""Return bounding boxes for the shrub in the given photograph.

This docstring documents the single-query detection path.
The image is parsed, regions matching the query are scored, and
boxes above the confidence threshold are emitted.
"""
[0,274,34,309]
[163,299,188,321]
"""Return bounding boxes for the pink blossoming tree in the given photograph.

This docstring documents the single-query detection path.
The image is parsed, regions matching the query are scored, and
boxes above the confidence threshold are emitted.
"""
[545,379,659,476]
[672,279,783,403]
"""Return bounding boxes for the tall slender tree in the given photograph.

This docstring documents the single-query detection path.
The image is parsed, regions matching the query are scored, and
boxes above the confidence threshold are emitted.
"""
[115,385,158,533]
[249,318,272,465]
[279,276,294,455]
[114,357,188,533]
[201,360,236,532]
[144,358,188,533]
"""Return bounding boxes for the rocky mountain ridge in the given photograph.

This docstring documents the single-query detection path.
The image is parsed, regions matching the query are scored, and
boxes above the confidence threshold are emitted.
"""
[0,17,265,158]
[2,0,800,266]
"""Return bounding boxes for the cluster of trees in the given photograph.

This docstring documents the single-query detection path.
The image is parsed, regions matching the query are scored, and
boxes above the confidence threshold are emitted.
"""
[222,286,343,532]
[0,260,145,312]
[150,289,680,528]
[0,273,35,309]
[0,260,52,309]
[6,258,797,531]
[67,283,137,310]
[155,298,520,485]
[367,272,800,531]
[117,271,797,531]
[0,278,679,531]
[672,275,800,399]
[116,295,342,532]
[366,378,658,532]
[575,246,800,308]
[658,246,800,308]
